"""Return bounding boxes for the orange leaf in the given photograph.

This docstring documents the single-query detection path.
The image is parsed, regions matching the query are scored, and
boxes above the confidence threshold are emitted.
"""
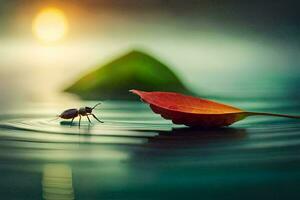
[130,90,300,128]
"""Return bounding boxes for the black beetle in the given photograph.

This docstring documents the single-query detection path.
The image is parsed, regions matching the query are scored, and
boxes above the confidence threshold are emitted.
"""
[59,103,103,126]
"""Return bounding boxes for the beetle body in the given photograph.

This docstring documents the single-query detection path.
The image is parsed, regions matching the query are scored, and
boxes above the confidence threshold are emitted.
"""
[58,103,103,126]
[59,109,79,119]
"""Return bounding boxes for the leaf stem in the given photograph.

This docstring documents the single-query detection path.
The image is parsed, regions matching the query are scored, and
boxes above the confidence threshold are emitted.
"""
[246,112,300,119]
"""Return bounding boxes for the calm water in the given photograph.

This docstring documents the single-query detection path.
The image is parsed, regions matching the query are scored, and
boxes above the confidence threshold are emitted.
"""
[1,93,300,200]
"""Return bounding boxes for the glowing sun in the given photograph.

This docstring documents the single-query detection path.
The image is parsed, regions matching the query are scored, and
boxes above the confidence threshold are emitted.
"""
[32,8,68,43]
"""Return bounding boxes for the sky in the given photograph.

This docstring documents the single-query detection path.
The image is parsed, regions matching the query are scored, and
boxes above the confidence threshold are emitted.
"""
[1,0,299,40]
[0,0,299,104]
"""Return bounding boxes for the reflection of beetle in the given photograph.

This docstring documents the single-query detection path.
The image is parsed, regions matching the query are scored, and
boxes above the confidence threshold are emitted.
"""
[59,103,103,126]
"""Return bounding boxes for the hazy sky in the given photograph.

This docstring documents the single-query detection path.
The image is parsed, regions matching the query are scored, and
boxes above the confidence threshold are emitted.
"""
[0,0,299,41]
[0,0,299,104]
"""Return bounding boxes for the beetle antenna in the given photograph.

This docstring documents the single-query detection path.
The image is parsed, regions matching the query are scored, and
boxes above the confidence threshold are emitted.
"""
[92,102,101,110]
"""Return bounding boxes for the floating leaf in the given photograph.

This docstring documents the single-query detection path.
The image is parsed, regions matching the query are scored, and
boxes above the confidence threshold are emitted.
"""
[130,90,300,128]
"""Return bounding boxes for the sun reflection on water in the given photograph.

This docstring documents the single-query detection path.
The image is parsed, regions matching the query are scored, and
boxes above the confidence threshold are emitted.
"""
[42,164,74,200]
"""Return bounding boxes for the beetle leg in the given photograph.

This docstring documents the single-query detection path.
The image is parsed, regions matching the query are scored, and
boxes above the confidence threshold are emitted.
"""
[91,114,104,123]
[70,117,75,126]
[79,115,81,127]
[86,115,92,124]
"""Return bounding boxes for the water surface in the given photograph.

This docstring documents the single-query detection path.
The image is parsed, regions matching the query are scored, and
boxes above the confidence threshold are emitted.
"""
[1,96,300,199]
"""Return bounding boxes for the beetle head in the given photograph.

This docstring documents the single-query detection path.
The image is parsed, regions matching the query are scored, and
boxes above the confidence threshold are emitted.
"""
[86,103,101,113]
[85,107,93,113]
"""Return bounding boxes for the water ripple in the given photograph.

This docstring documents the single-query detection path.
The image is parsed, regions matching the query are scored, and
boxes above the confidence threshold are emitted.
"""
[0,101,300,164]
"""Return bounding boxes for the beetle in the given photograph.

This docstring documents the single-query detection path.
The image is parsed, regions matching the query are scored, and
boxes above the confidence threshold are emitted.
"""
[58,103,103,126]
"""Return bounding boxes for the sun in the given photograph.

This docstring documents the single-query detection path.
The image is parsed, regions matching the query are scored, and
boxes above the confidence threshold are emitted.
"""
[32,8,68,43]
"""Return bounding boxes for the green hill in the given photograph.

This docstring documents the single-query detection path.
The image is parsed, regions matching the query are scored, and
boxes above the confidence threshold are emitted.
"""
[64,50,192,100]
